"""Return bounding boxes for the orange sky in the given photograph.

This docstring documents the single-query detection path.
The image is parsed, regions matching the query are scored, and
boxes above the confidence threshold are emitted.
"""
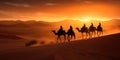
[0,0,120,22]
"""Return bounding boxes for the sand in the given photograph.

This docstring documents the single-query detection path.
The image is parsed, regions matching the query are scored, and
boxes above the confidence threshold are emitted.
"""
[0,33,120,60]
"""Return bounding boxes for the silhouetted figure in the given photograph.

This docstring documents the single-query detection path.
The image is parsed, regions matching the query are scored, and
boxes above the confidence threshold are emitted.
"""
[76,24,89,39]
[96,23,103,36]
[67,25,76,42]
[98,23,101,28]
[52,26,66,43]
[90,23,94,28]
[57,26,63,33]
[82,24,86,29]
[89,23,96,38]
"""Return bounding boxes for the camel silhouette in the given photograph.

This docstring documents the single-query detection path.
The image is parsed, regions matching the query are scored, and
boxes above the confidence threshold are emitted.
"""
[76,24,89,39]
[52,30,66,43]
[52,26,76,43]
[96,23,103,36]
[89,23,96,38]
[66,26,76,42]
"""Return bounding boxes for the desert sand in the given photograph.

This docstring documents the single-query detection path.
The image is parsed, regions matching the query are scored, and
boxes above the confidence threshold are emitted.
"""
[0,33,120,60]
[0,20,119,60]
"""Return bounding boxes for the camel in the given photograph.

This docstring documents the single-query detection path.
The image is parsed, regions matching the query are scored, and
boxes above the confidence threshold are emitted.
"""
[89,26,96,38]
[96,26,103,36]
[52,29,76,43]
[76,27,90,39]
[66,29,76,42]
[52,30,66,43]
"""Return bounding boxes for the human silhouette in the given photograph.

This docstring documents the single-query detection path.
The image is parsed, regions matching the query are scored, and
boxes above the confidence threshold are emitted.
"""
[97,23,101,28]
[67,25,75,42]
[82,24,86,28]
[70,25,73,30]
[57,26,63,33]
[90,23,94,28]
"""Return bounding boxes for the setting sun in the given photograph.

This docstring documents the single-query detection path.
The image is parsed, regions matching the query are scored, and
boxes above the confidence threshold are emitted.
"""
[81,16,92,22]
[78,15,112,22]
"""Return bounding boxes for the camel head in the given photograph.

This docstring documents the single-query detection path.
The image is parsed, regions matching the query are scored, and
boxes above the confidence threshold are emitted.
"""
[52,30,57,35]
[52,30,55,32]
[76,27,79,30]
[76,27,81,32]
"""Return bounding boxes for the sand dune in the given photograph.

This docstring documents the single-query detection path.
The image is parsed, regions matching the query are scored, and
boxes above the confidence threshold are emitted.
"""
[0,33,120,60]
[0,33,22,40]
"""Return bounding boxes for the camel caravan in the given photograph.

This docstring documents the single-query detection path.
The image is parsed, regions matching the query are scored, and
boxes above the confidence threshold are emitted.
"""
[52,23,103,43]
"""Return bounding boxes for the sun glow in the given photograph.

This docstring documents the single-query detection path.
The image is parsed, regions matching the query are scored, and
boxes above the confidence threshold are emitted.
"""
[79,16,111,22]
[81,16,92,22]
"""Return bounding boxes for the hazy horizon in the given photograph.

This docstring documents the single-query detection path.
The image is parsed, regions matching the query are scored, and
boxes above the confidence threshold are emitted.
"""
[0,18,120,22]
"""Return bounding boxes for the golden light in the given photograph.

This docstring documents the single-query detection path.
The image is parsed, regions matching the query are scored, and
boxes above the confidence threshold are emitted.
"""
[81,16,92,22]
[79,15,111,22]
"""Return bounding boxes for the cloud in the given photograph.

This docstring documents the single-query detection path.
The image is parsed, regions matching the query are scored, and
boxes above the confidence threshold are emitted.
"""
[1,0,120,7]
[45,3,57,6]
[0,10,12,16]
[4,2,31,7]
[0,10,14,19]
[0,10,59,20]
[0,10,24,19]
[0,0,120,21]
[83,1,92,4]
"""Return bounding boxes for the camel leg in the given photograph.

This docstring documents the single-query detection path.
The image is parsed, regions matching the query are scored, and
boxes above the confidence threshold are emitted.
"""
[92,31,94,37]
[71,35,73,39]
[82,33,83,39]
[74,34,76,39]
[99,31,102,36]
[67,35,69,40]
[89,32,91,38]
[97,31,99,37]
[57,38,58,43]
[68,35,72,42]
[100,32,101,36]
[59,37,62,43]
[92,31,95,38]
[102,31,103,35]
[94,31,96,37]
[57,35,62,43]
[97,31,98,35]
[89,32,92,38]
[100,31,103,36]
[86,32,88,39]
[90,32,92,38]
[57,37,59,43]
[64,34,66,43]
[64,34,66,40]
[92,32,94,37]
[88,32,90,39]
[67,35,70,42]
[98,31,100,37]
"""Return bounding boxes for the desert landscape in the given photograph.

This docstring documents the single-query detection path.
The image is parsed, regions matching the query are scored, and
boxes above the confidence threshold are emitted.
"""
[0,0,120,60]
[0,19,120,60]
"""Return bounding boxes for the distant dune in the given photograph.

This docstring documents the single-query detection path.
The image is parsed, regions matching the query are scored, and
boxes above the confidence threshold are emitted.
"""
[0,33,120,60]
[0,33,22,40]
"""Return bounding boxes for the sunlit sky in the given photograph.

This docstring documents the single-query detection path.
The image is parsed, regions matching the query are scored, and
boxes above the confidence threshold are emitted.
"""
[0,0,120,22]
